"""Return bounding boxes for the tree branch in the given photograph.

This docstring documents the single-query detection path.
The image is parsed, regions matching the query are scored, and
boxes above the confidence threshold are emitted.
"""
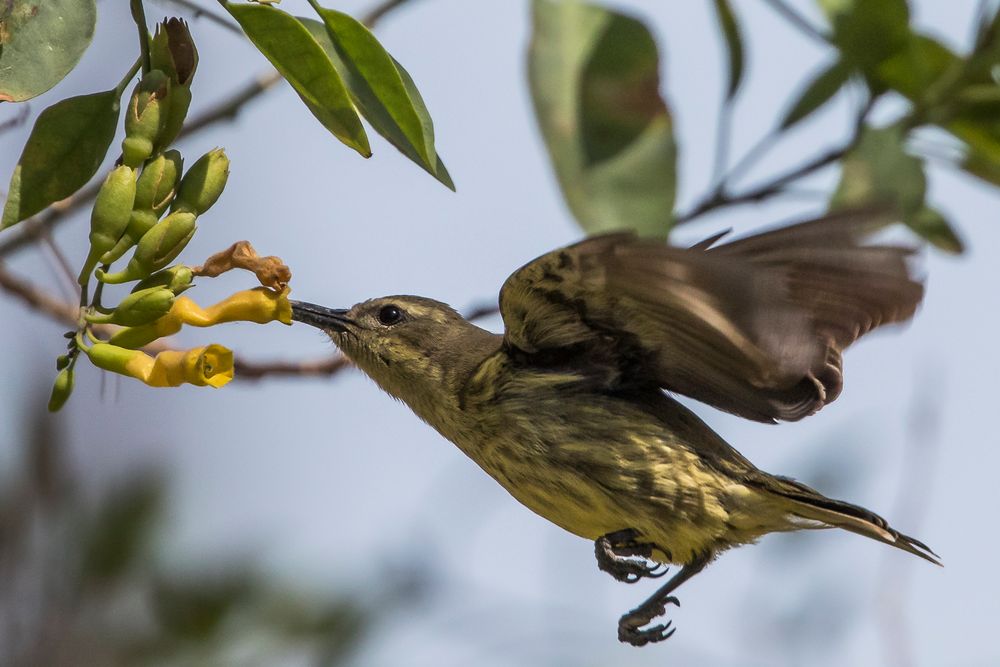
[361,0,421,27]
[674,143,847,225]
[758,0,829,43]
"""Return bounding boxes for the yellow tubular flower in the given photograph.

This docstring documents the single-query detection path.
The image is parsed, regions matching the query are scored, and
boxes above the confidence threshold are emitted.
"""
[109,287,291,349]
[86,342,233,388]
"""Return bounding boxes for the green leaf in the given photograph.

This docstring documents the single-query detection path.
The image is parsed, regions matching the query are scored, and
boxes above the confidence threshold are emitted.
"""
[960,145,1000,186]
[222,1,369,157]
[781,59,851,129]
[2,90,120,229]
[712,0,744,99]
[308,1,434,167]
[907,205,963,254]
[832,124,925,215]
[832,124,959,251]
[875,33,960,102]
[0,0,96,102]
[298,17,454,189]
[153,572,253,639]
[529,0,676,237]
[79,474,163,583]
[820,0,911,75]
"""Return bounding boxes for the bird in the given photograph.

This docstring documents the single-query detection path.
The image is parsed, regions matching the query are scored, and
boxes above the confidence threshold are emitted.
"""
[289,209,939,646]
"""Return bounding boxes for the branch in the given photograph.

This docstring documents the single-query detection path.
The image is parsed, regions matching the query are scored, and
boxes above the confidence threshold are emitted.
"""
[674,143,847,225]
[234,354,350,380]
[361,0,421,27]
[0,262,78,325]
[759,0,830,43]
[0,104,30,137]
[163,0,243,35]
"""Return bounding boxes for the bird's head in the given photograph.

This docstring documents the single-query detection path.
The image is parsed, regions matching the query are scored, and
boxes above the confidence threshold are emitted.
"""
[290,296,497,410]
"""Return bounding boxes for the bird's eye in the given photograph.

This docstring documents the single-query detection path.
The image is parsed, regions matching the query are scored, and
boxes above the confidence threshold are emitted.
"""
[377,304,404,326]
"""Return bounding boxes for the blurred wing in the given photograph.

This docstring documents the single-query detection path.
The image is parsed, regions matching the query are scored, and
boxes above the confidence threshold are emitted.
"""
[498,209,923,422]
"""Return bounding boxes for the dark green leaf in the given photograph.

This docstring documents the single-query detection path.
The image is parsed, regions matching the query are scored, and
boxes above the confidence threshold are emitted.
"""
[820,0,911,75]
[781,59,851,129]
[1,90,120,229]
[0,0,96,102]
[153,572,254,639]
[876,33,960,102]
[222,1,369,156]
[907,206,964,254]
[309,2,434,167]
[959,145,1000,186]
[832,124,925,216]
[529,0,676,237]
[79,474,163,583]
[712,0,744,99]
[832,125,958,251]
[298,17,454,189]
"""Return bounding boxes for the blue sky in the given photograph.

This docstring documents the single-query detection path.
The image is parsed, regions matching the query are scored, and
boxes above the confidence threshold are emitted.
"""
[2,1,998,665]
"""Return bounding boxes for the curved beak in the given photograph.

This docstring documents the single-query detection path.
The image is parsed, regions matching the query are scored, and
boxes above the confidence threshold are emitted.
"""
[290,300,353,332]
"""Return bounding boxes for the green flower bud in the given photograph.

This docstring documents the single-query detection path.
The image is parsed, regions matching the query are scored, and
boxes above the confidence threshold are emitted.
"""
[48,367,74,412]
[150,18,198,87]
[100,209,159,265]
[79,165,137,284]
[149,20,197,151]
[171,149,229,215]
[132,265,195,295]
[56,354,70,370]
[157,85,191,152]
[122,70,170,168]
[96,211,197,284]
[134,150,183,214]
[87,286,175,326]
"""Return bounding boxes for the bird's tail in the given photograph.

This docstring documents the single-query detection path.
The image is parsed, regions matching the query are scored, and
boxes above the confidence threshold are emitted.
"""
[767,476,941,566]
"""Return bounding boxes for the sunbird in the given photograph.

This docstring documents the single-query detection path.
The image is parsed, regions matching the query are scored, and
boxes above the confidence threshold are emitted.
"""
[290,209,938,646]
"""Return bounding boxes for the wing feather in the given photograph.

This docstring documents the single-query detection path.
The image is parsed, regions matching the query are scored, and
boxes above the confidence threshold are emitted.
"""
[498,209,923,422]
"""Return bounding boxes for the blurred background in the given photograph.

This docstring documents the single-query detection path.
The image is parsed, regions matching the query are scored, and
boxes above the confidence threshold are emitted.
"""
[1,0,998,665]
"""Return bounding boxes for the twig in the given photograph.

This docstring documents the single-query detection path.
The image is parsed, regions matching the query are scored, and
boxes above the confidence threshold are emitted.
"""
[161,0,242,35]
[39,231,80,301]
[361,0,420,27]
[876,367,944,667]
[759,0,829,43]
[0,263,79,325]
[0,105,30,136]
[463,303,500,321]
[234,354,350,380]
[675,143,847,225]
[710,103,735,192]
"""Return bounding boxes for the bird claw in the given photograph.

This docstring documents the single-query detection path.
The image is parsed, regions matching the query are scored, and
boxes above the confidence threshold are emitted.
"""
[595,530,670,584]
[618,596,681,647]
[619,621,676,646]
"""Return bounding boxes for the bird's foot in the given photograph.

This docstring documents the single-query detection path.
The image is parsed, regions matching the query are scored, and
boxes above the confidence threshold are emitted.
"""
[595,529,669,584]
[617,595,680,647]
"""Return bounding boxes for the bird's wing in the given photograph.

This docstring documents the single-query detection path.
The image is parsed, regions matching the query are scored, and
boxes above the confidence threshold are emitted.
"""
[498,209,923,423]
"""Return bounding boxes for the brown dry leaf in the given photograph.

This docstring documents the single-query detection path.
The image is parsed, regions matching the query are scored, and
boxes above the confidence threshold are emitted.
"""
[193,241,292,290]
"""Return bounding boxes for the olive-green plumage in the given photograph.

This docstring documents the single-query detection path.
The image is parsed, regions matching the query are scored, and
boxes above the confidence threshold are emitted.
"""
[291,209,939,645]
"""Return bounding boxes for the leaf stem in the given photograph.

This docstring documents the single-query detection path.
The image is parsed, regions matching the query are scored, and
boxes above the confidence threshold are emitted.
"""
[115,58,144,98]
[130,0,152,74]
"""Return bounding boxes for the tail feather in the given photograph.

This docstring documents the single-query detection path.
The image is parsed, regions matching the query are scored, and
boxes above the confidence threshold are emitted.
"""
[768,476,941,566]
